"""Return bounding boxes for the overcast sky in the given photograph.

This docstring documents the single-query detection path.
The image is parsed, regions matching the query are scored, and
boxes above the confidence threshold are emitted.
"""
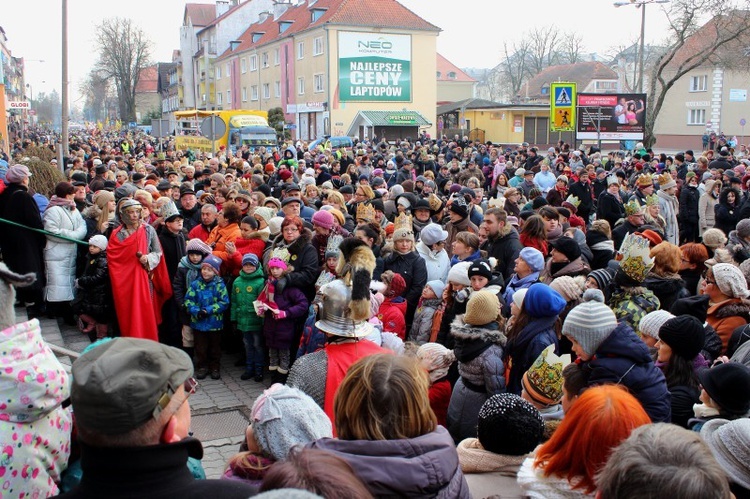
[3,0,680,105]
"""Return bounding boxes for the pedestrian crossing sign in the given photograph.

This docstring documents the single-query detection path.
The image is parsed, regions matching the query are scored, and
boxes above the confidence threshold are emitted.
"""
[550,82,576,132]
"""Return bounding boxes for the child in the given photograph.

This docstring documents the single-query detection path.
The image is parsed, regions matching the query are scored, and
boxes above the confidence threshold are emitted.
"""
[184,254,230,380]
[257,250,309,382]
[416,342,455,427]
[409,280,445,345]
[173,238,212,358]
[231,253,266,382]
[75,235,112,341]
[377,270,407,339]
[226,214,272,276]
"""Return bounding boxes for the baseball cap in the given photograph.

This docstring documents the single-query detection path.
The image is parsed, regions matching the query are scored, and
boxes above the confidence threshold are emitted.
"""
[71,338,194,435]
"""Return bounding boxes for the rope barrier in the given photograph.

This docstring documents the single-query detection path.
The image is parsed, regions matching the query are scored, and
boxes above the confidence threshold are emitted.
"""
[0,217,90,245]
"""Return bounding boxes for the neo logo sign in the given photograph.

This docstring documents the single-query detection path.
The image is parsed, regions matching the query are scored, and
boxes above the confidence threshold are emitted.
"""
[357,40,393,49]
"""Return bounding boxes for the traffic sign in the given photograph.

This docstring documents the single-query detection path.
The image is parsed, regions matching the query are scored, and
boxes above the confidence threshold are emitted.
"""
[200,116,226,141]
[741,118,747,127]
[8,101,30,109]
[550,82,576,132]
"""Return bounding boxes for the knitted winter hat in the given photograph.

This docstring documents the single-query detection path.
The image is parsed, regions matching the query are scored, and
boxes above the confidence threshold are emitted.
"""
[713,263,750,299]
[89,235,108,251]
[268,217,284,236]
[201,254,222,274]
[658,315,706,360]
[416,343,456,384]
[513,288,528,310]
[186,238,212,256]
[464,290,500,326]
[522,344,572,406]
[242,253,260,268]
[549,275,586,302]
[267,258,288,271]
[701,418,750,490]
[477,394,544,456]
[670,294,710,323]
[447,261,472,287]
[638,310,674,341]
[449,194,470,219]
[562,289,618,356]
[523,283,566,318]
[420,223,449,246]
[703,228,728,250]
[549,236,581,262]
[250,384,332,461]
[737,219,750,239]
[519,247,545,273]
[425,280,446,300]
[468,259,493,281]
[311,210,335,230]
[381,271,406,298]
[698,362,750,415]
[587,268,614,291]
[253,207,276,225]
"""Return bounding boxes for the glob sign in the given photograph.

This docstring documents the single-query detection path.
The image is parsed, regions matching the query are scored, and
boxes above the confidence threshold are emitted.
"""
[8,101,30,109]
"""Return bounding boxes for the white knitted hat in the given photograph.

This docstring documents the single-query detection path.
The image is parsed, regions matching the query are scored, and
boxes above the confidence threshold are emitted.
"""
[713,263,750,299]
[447,261,472,287]
[638,310,675,340]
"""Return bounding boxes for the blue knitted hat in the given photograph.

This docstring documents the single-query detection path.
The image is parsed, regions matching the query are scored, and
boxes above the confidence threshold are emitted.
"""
[523,283,566,318]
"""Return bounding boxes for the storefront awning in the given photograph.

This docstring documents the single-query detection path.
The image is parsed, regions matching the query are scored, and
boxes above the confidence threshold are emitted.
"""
[346,110,431,136]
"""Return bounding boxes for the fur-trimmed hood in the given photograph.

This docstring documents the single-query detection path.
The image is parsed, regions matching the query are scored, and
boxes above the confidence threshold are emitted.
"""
[450,317,507,347]
[82,203,102,220]
[712,299,750,321]
[248,227,270,242]
[270,226,313,251]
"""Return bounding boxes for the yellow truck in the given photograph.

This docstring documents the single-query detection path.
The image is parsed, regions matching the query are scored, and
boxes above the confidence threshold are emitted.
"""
[174,109,278,154]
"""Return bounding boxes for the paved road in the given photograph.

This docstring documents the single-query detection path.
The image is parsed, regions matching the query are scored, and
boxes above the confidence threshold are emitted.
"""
[23,307,268,479]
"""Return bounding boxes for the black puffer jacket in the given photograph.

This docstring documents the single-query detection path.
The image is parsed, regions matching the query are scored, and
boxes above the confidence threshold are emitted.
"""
[76,251,113,321]
[265,228,319,301]
[383,249,428,325]
[643,273,689,313]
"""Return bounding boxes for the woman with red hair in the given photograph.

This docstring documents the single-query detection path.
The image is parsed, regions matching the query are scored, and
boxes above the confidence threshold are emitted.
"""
[679,242,709,295]
[517,385,650,497]
[263,215,318,302]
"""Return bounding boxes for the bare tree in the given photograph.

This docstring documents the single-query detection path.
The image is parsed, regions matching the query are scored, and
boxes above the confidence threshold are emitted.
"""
[499,39,531,100]
[559,32,585,64]
[527,26,561,75]
[81,69,112,122]
[644,0,750,147]
[94,18,152,123]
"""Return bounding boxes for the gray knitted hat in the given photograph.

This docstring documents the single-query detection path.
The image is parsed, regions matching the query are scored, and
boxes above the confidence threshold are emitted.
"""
[638,310,675,340]
[250,384,332,461]
[701,418,750,490]
[562,289,618,356]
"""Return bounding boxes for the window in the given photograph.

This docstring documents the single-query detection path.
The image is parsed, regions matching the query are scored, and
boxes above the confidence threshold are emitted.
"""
[448,71,456,79]
[688,109,706,125]
[436,71,442,78]
[314,74,324,93]
[311,8,326,22]
[541,84,549,95]
[240,58,247,74]
[313,36,323,56]
[250,55,258,71]
[263,83,270,99]
[241,87,248,102]
[595,81,617,90]
[297,41,304,59]
[227,89,231,103]
[226,63,230,76]
[275,80,281,97]
[215,66,221,79]
[274,48,280,65]
[262,52,269,67]
[298,77,305,95]
[217,92,222,105]
[251,85,259,101]
[252,32,263,43]
[279,21,292,34]
[690,75,708,92]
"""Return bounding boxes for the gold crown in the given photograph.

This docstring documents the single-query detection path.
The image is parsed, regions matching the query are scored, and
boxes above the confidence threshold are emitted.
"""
[269,247,291,263]
[645,194,659,206]
[624,198,643,216]
[356,202,376,223]
[636,174,653,187]
[563,195,581,209]
[657,173,673,186]
[394,213,412,232]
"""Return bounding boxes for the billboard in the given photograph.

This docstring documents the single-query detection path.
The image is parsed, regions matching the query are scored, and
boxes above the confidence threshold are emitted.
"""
[577,93,647,140]
[550,82,576,132]
[338,32,411,102]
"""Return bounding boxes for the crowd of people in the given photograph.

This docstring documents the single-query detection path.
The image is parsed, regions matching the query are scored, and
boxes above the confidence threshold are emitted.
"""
[2,129,750,497]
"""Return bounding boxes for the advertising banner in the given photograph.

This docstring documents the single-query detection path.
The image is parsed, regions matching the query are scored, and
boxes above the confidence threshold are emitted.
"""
[577,93,647,140]
[550,82,576,132]
[175,136,215,153]
[338,32,411,102]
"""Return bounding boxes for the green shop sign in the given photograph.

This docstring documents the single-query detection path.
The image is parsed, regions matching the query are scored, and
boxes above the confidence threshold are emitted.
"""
[386,114,418,125]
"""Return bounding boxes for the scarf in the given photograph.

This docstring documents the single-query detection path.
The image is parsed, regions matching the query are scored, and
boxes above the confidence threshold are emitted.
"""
[503,272,540,304]
[178,256,202,286]
[457,438,526,474]
[46,195,76,211]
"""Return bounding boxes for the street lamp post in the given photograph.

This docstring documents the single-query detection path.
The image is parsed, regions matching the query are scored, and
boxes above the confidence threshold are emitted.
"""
[614,0,670,93]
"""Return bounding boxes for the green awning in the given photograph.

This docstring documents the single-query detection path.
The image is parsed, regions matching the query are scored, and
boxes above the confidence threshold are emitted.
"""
[346,110,431,136]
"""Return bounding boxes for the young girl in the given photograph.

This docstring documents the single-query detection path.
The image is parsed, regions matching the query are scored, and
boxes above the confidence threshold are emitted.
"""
[409,280,445,345]
[519,215,548,257]
[226,214,271,276]
[173,238,212,358]
[75,235,112,341]
[184,255,230,380]
[231,253,266,382]
[377,270,407,339]
[257,249,309,382]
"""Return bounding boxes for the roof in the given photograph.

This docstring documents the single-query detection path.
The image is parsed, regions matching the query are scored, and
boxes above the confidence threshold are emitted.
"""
[523,61,617,100]
[184,3,216,27]
[135,65,159,93]
[436,98,504,115]
[346,109,431,136]
[219,0,440,61]
[437,54,475,82]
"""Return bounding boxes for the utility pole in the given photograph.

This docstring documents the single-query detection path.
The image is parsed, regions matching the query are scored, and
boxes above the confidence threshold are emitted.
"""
[60,0,69,171]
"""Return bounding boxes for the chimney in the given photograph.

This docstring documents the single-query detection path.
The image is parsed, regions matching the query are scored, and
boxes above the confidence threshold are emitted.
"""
[216,0,230,17]
[273,0,291,20]
[259,11,272,23]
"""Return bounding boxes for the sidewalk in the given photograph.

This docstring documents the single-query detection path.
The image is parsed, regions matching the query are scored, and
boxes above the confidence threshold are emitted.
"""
[24,307,268,479]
